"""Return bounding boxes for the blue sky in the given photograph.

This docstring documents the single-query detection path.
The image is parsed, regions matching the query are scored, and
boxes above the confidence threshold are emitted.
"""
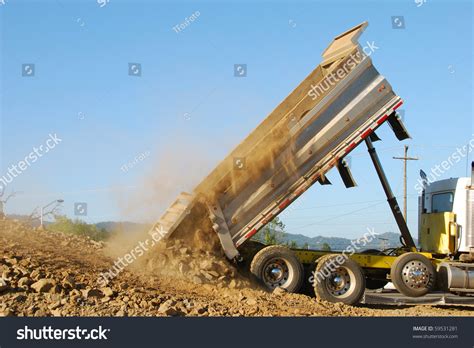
[0,0,472,240]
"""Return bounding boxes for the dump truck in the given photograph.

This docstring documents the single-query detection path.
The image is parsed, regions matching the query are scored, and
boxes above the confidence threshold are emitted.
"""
[150,22,474,305]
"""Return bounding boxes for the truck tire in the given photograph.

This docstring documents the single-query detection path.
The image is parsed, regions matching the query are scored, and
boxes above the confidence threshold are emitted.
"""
[313,254,365,305]
[390,253,436,297]
[250,245,304,293]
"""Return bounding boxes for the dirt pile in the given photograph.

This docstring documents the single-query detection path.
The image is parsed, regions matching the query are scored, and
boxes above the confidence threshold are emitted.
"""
[1,218,473,317]
[136,238,251,289]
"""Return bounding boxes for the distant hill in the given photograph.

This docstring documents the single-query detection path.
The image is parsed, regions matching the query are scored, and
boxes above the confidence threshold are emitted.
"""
[276,231,416,251]
[6,215,415,250]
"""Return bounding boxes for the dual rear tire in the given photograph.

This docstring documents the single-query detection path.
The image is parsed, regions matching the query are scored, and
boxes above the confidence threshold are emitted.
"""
[250,245,304,292]
[313,254,366,305]
[250,247,366,305]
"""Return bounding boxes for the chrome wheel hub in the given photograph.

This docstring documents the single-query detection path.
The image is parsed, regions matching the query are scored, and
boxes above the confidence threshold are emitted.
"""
[263,259,289,288]
[402,261,430,289]
[327,268,352,297]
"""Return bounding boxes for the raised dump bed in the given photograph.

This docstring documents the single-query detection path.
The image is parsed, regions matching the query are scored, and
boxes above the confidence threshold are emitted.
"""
[150,21,407,260]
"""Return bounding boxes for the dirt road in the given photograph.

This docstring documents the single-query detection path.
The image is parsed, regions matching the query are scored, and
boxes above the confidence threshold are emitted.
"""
[1,219,473,317]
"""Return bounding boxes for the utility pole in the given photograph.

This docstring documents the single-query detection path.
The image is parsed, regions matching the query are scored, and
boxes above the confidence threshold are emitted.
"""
[393,145,418,222]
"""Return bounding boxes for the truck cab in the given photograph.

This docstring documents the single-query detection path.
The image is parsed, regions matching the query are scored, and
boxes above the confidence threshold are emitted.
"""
[419,176,474,257]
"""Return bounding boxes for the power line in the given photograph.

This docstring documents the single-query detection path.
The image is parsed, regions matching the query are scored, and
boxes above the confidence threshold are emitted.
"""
[290,194,418,211]
[288,201,387,232]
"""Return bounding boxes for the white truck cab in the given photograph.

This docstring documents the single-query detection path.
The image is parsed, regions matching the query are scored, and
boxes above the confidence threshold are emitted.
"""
[420,177,473,254]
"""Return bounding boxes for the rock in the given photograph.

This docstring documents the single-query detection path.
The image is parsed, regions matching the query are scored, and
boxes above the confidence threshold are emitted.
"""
[192,275,204,285]
[178,262,189,275]
[61,276,75,289]
[100,287,115,297]
[83,288,103,298]
[13,265,29,276]
[49,285,61,294]
[0,278,8,292]
[200,270,215,281]
[50,309,62,317]
[246,297,257,306]
[12,294,27,302]
[31,279,56,293]
[273,287,287,296]
[118,283,129,291]
[158,300,182,316]
[69,289,81,298]
[5,257,18,265]
[228,279,237,289]
[2,269,11,280]
[29,269,42,280]
[48,301,62,310]
[61,271,72,278]
[207,271,219,278]
[18,277,32,289]
[0,308,13,317]
[199,259,222,273]
[196,306,208,315]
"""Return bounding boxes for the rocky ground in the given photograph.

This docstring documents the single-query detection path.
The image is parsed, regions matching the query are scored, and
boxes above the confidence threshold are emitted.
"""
[1,218,473,317]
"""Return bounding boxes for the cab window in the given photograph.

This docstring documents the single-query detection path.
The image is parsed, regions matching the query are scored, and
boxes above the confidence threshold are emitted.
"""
[431,192,454,213]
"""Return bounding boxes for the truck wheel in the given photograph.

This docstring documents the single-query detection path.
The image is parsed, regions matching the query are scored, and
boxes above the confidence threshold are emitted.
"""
[250,245,304,293]
[390,253,436,297]
[313,254,365,305]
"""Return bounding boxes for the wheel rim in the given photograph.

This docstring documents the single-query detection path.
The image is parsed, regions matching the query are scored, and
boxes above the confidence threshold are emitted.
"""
[324,266,356,299]
[401,260,431,289]
[262,258,292,289]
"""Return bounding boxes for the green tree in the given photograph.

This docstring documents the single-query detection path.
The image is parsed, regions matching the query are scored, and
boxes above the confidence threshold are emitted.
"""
[287,240,298,249]
[48,215,109,241]
[252,217,286,245]
[321,242,332,251]
[302,242,309,250]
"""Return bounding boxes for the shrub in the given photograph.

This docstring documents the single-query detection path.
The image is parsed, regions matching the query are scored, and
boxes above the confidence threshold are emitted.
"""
[48,215,109,241]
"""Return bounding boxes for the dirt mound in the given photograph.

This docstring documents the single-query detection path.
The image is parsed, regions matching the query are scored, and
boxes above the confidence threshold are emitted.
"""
[134,238,252,289]
[1,218,473,317]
